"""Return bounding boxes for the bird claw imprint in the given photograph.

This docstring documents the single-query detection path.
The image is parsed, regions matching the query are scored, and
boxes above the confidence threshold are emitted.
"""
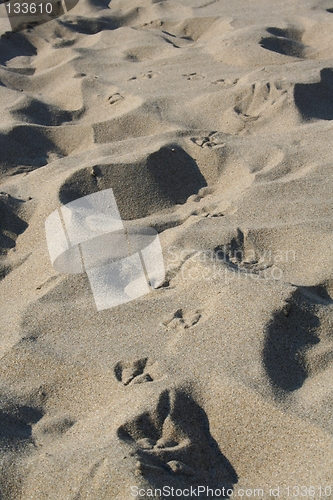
[162,308,201,330]
[191,131,226,149]
[114,358,160,386]
[117,389,237,487]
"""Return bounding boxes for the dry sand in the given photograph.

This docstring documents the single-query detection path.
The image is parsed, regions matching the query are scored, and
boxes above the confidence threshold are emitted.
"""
[0,0,333,498]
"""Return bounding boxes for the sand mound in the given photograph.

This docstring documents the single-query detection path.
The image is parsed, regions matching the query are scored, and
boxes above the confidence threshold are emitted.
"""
[59,145,207,219]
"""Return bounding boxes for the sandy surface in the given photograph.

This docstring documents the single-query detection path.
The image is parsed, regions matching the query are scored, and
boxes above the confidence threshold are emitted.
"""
[0,0,333,498]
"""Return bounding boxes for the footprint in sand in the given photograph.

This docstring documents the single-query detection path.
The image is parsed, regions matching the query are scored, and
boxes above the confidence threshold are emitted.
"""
[128,70,159,81]
[221,80,289,133]
[162,308,201,330]
[215,228,273,275]
[211,78,238,86]
[117,389,237,489]
[191,131,226,149]
[182,72,205,80]
[114,358,160,386]
[107,93,124,105]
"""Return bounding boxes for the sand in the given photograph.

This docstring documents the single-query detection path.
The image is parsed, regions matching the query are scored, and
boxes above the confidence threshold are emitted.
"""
[0,0,333,498]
